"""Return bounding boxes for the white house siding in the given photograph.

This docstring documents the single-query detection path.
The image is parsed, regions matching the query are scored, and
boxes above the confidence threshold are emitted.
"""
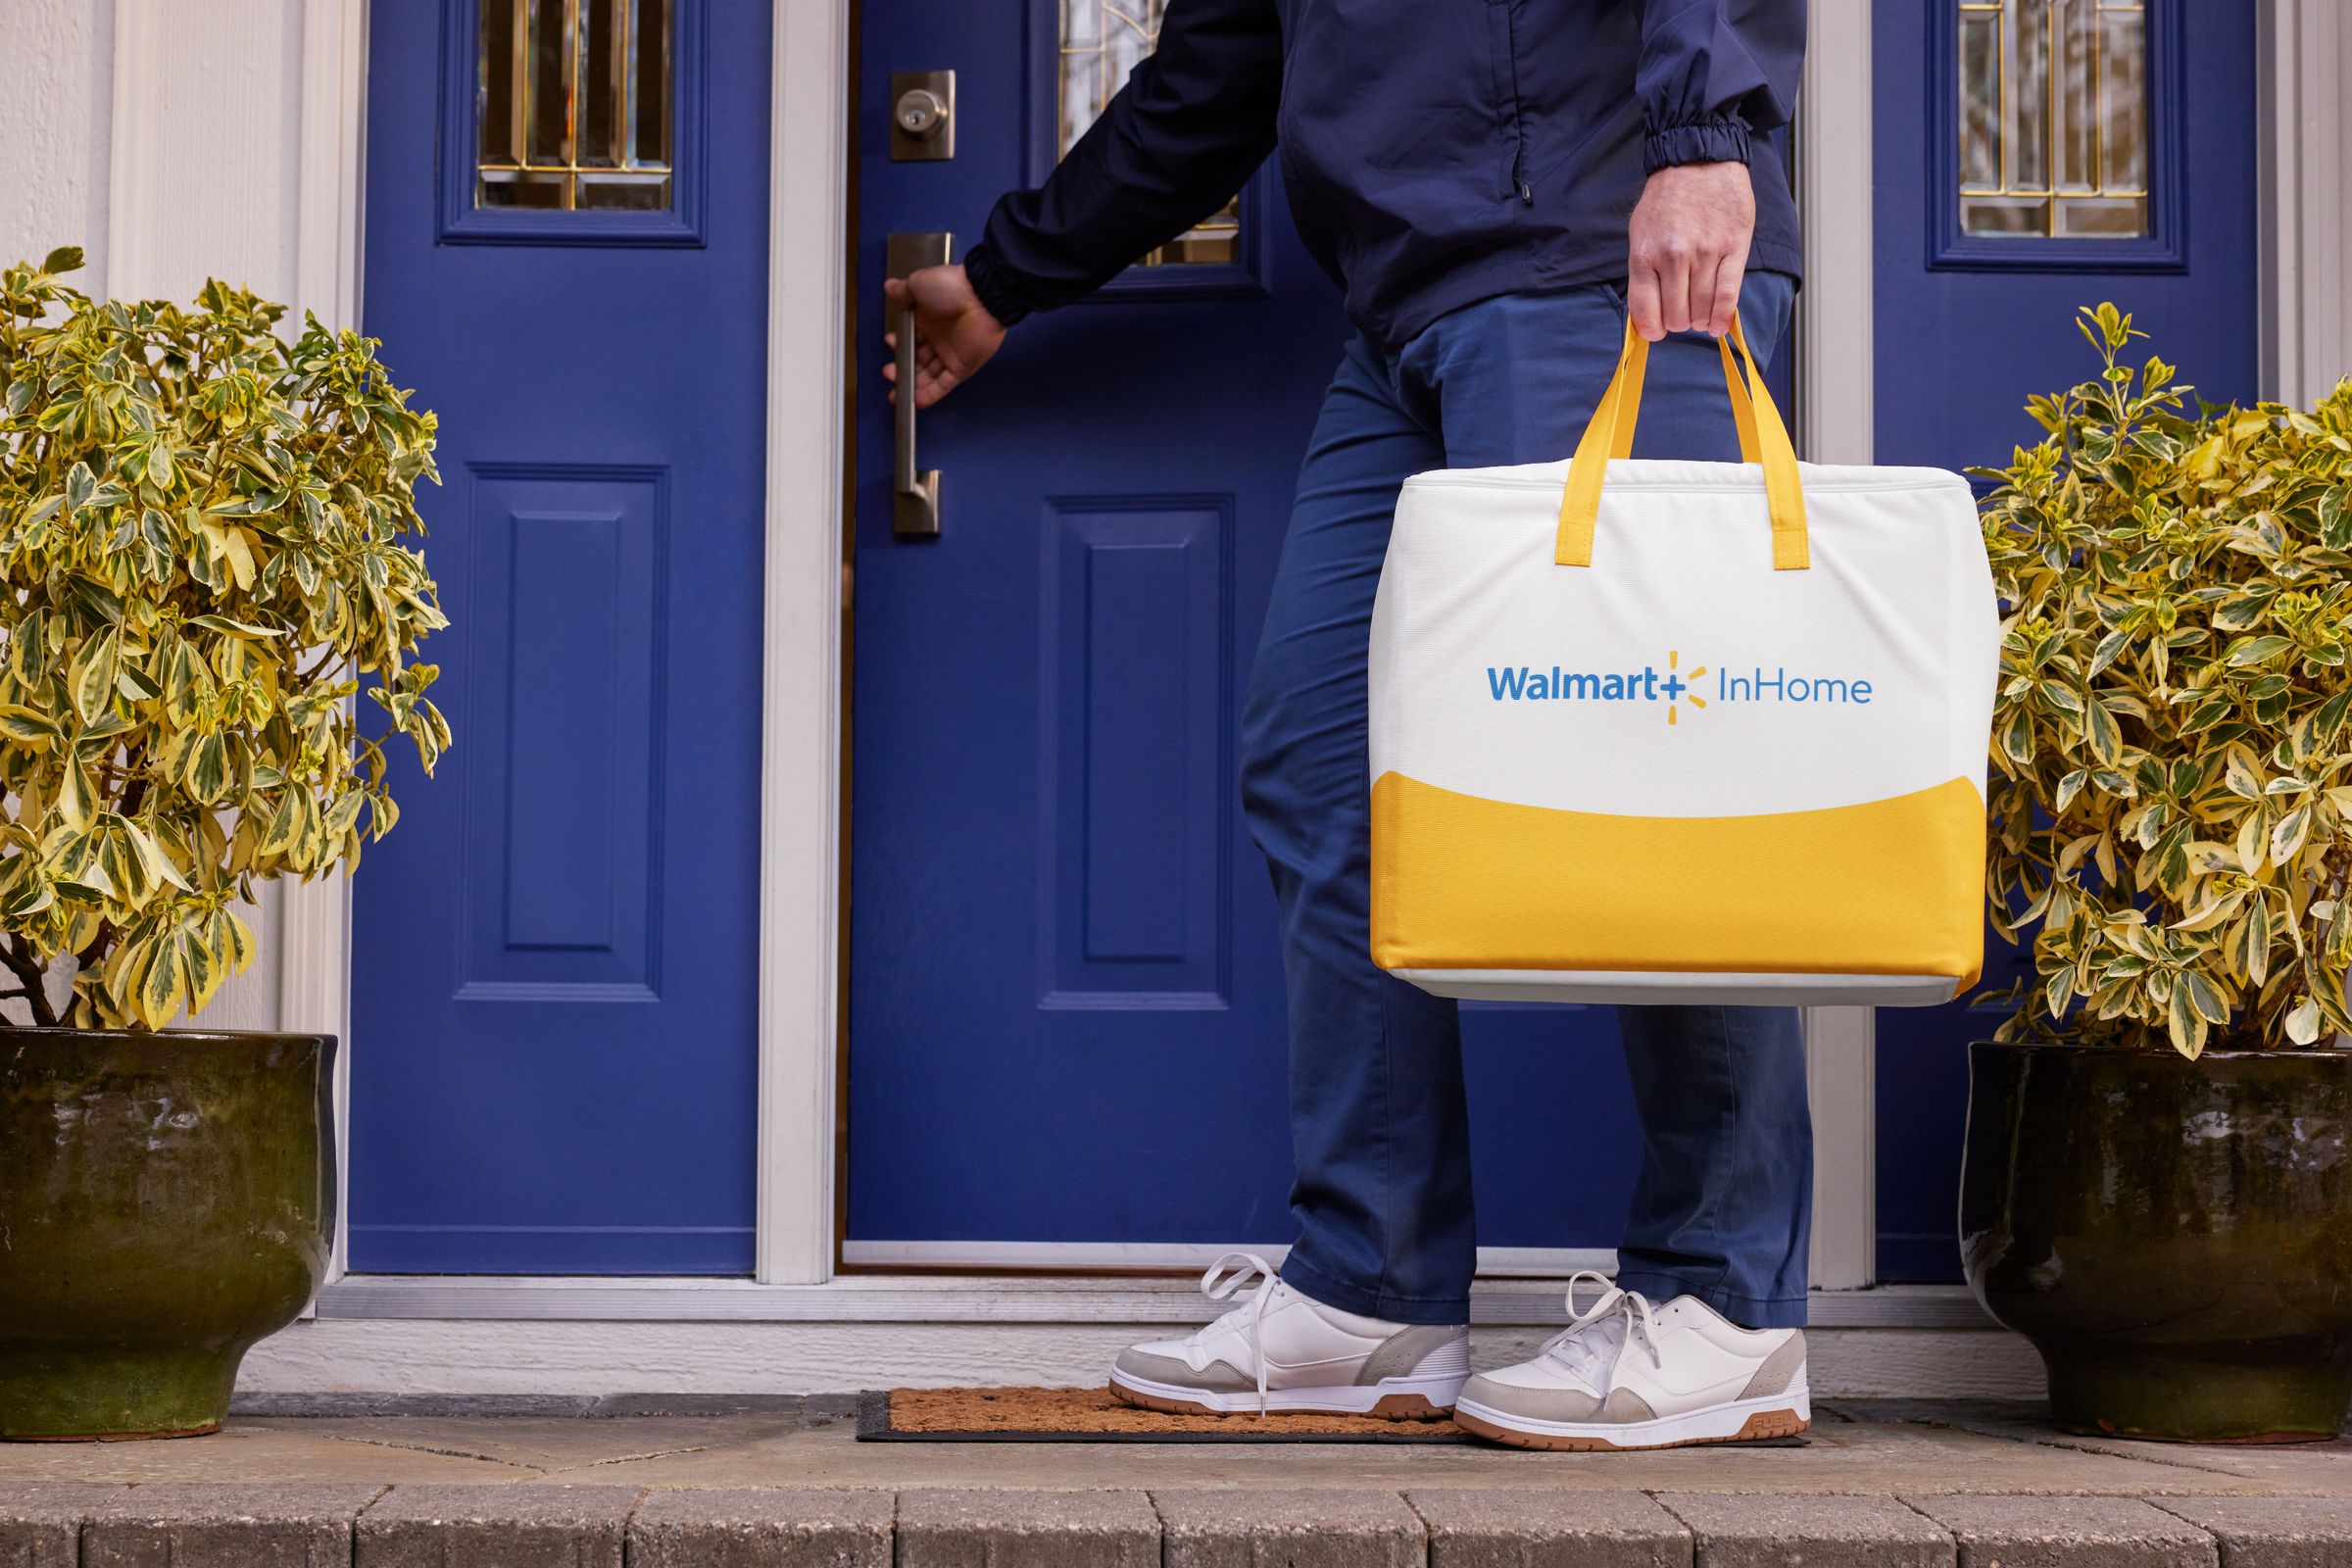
[2,0,348,333]
[0,0,116,291]
[0,0,369,1036]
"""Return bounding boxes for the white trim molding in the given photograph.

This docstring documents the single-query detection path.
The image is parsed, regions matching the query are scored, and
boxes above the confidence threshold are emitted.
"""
[2262,0,2352,408]
[281,0,368,1282]
[1802,1007,1876,1290]
[1794,0,1880,1295]
[756,0,855,1285]
[1794,0,1874,467]
[104,0,362,318]
[293,0,368,335]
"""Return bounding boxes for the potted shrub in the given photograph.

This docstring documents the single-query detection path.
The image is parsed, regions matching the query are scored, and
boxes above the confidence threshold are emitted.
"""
[0,249,447,1439]
[1963,304,2352,1442]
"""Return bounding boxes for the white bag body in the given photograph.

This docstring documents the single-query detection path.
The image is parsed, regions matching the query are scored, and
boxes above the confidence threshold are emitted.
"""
[1366,319,2001,1006]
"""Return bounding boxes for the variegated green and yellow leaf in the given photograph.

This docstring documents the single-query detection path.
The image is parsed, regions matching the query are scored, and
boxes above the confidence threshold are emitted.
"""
[1983,306,2352,1054]
[0,255,449,1027]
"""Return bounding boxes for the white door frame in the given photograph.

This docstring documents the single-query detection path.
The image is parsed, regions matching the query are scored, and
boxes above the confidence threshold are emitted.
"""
[1793,0,1880,1293]
[294,0,2343,1295]
[753,0,854,1285]
[2262,0,2352,408]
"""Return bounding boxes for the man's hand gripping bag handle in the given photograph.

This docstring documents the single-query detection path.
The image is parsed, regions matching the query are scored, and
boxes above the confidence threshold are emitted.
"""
[1553,312,1810,571]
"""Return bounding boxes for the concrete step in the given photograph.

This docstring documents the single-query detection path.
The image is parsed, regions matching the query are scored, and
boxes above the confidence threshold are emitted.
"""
[7,1480,2352,1566]
[6,1401,2352,1566]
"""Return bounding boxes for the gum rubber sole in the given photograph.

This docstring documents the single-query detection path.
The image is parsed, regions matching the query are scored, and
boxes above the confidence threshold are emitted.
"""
[1106,1377,1454,1422]
[1452,1404,1809,1451]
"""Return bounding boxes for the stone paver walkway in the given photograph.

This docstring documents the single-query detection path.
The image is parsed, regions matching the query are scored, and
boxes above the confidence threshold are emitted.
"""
[3,1398,2349,1563]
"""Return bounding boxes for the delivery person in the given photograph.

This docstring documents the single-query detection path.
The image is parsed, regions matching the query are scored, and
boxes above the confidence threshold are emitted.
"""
[885,0,1813,1451]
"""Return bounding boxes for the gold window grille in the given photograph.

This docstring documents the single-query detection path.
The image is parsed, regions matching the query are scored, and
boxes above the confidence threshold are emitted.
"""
[478,0,672,212]
[1058,0,1238,266]
[1958,0,2148,238]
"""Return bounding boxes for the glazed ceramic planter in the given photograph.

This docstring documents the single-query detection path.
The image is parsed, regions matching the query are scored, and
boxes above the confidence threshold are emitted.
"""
[0,1028,336,1440]
[1961,1040,2352,1442]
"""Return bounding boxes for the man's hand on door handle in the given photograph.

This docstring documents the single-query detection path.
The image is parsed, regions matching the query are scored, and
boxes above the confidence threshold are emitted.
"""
[883,266,1005,409]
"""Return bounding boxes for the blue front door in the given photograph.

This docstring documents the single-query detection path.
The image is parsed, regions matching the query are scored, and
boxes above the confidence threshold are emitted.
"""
[844,9,1734,1260]
[350,0,770,1273]
[1869,0,2261,1279]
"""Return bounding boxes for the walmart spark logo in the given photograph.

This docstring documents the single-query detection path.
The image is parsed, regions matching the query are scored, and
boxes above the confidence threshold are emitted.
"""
[1661,650,1705,726]
[1484,651,1875,725]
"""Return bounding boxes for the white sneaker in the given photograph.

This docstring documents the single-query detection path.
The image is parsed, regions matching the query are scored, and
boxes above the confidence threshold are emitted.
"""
[1453,1270,1809,1451]
[1106,1252,1469,1419]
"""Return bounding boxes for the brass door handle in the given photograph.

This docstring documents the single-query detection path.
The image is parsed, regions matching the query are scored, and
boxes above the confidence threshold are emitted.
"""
[886,231,953,539]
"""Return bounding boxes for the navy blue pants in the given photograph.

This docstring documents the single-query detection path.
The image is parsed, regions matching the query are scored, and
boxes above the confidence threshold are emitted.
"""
[1242,277,1814,1330]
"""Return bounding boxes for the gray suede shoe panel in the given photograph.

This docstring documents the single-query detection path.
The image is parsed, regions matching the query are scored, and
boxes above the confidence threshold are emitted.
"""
[1112,1348,1254,1393]
[1460,1374,1657,1424]
[1353,1324,1468,1386]
[1738,1331,1806,1400]
[1600,1388,1657,1422]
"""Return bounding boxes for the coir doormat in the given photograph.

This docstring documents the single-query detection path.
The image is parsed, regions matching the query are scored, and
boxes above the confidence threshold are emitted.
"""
[857,1386,1482,1444]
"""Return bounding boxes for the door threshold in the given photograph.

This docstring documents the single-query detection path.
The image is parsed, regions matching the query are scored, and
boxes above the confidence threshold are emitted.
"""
[314,1274,1996,1328]
[836,1242,1618,1276]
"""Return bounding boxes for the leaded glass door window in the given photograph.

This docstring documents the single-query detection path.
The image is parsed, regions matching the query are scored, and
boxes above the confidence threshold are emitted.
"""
[439,0,705,246]
[1958,0,2146,237]
[477,0,671,212]
[1935,0,2180,268]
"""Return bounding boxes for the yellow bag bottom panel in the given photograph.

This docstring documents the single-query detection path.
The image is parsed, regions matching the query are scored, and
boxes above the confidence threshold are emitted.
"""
[1370,771,1984,983]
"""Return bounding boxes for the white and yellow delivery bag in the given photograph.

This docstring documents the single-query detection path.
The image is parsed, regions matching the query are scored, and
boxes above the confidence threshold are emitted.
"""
[1367,316,2000,1005]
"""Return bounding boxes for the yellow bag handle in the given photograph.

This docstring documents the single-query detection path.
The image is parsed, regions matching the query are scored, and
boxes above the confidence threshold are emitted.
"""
[1554,312,1809,571]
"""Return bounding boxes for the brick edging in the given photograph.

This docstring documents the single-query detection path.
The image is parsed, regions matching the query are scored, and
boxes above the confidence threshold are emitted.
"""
[9,1480,2350,1565]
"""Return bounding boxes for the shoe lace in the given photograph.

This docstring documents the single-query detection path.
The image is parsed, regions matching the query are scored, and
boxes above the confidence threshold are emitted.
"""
[1195,1250,1281,1417]
[1538,1269,1662,1388]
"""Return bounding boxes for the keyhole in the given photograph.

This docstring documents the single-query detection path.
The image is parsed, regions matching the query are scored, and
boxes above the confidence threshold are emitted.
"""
[896,89,947,139]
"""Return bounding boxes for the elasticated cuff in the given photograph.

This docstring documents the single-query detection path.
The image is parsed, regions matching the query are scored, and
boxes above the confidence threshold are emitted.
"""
[960,241,1035,328]
[1612,1268,1808,1330]
[1279,1251,1470,1328]
[1642,117,1755,173]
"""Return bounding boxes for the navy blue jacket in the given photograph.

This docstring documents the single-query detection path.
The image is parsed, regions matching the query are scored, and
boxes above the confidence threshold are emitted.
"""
[963,0,1804,352]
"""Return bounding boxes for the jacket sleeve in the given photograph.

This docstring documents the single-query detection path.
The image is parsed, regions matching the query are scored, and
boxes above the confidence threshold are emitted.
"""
[961,0,1282,326]
[1635,0,1805,172]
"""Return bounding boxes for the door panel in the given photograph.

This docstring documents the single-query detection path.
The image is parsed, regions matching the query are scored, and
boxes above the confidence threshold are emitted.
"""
[848,4,1672,1258]
[351,0,769,1274]
[1870,0,2259,1281]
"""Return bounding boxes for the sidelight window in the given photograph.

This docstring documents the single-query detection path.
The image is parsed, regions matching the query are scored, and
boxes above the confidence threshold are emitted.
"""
[1956,0,2149,240]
